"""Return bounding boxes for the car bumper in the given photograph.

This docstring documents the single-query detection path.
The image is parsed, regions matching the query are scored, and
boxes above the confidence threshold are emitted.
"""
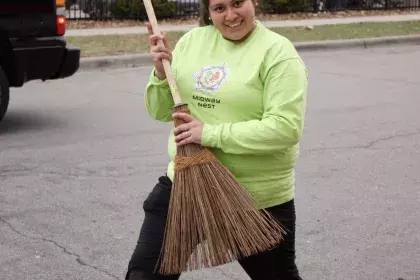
[10,37,80,86]
[53,43,80,79]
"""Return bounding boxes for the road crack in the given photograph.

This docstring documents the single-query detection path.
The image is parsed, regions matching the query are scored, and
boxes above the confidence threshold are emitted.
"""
[0,216,119,280]
[361,131,420,149]
[306,130,420,153]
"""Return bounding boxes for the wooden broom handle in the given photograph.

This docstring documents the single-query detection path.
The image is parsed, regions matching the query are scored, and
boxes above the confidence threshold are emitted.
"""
[143,0,183,105]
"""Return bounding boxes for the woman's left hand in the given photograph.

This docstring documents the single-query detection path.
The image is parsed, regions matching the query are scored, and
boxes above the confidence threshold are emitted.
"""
[172,112,204,146]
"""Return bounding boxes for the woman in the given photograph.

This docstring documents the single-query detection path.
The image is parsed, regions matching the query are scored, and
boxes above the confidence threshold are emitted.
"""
[126,0,308,278]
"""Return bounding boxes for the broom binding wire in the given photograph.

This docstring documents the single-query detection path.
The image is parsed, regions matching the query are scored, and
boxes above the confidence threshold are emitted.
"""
[175,149,216,171]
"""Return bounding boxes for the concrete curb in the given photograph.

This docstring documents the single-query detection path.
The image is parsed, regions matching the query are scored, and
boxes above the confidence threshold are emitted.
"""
[79,53,153,71]
[293,34,420,51]
[79,34,420,71]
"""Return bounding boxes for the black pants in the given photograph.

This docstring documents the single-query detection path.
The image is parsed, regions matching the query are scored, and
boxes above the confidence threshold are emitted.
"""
[126,176,302,280]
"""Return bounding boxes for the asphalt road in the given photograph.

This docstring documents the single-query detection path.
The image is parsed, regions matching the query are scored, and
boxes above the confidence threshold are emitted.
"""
[1,45,419,280]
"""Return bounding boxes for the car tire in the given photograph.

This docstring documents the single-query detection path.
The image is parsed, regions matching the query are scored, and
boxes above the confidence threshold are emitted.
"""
[0,66,10,122]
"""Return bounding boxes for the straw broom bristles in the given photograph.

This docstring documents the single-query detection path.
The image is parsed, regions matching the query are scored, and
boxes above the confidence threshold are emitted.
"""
[141,0,287,276]
[156,104,286,275]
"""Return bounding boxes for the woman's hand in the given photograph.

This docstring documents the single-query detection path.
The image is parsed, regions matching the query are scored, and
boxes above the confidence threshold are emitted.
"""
[146,22,172,80]
[172,112,204,146]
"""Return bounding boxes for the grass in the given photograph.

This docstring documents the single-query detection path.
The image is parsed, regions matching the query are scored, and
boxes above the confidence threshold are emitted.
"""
[67,31,186,58]
[66,20,420,58]
[270,20,420,42]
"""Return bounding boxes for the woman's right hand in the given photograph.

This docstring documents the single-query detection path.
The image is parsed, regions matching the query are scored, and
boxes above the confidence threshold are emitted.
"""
[146,22,172,80]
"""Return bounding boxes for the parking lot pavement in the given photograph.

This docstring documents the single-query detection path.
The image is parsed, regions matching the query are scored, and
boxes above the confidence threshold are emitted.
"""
[1,45,420,280]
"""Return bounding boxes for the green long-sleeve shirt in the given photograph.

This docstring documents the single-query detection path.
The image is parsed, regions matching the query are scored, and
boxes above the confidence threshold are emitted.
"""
[144,21,308,209]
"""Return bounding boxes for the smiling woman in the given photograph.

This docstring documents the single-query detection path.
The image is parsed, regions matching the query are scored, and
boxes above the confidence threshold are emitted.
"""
[204,0,258,42]
[125,0,308,279]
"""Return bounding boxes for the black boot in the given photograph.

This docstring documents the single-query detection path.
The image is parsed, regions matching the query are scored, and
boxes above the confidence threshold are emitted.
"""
[126,268,180,280]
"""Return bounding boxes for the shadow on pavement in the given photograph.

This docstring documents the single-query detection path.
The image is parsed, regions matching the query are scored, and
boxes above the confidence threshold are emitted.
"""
[0,110,64,136]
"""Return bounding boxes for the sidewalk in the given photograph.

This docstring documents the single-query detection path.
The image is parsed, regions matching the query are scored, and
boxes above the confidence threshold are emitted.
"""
[65,13,420,37]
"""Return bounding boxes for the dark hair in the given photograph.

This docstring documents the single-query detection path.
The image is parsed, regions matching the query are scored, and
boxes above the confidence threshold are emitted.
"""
[199,0,212,26]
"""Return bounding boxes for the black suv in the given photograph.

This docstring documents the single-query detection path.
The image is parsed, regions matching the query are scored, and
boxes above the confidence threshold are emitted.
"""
[0,0,80,122]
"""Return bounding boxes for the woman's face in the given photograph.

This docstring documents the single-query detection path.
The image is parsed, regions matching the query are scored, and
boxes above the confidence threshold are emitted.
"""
[208,0,257,42]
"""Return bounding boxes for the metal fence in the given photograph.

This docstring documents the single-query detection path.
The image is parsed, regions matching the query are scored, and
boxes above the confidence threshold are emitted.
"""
[65,0,420,20]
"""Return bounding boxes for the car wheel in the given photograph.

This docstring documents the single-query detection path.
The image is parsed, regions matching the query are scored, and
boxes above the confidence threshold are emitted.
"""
[0,66,10,122]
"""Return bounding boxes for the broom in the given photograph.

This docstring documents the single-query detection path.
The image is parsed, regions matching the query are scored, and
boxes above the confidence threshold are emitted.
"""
[142,0,287,275]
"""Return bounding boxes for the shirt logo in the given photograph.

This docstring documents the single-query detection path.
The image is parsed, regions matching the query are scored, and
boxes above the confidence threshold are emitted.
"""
[194,64,230,94]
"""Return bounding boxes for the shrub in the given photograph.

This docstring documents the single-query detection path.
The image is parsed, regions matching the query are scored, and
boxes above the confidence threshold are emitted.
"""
[260,0,309,13]
[110,0,177,19]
